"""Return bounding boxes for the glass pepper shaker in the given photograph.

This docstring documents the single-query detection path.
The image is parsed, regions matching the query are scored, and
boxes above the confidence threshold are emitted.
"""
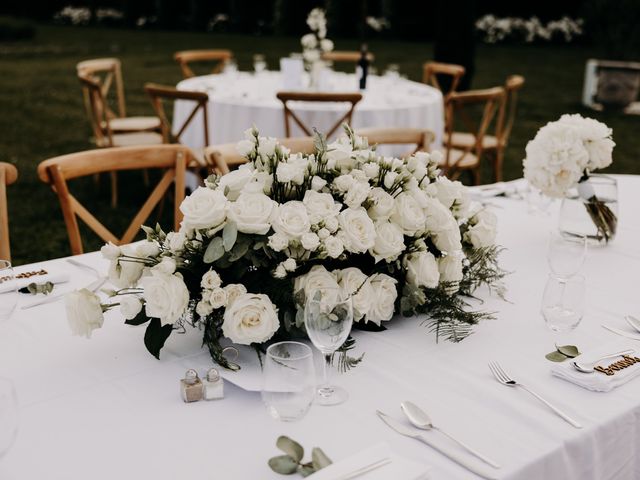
[203,368,224,400]
[180,369,203,403]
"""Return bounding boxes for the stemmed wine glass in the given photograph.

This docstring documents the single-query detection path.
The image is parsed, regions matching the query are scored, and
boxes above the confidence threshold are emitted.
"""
[304,287,353,406]
[0,378,18,459]
[547,231,587,280]
[253,54,267,74]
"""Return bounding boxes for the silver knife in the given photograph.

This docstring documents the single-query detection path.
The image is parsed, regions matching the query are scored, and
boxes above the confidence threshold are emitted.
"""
[601,325,640,341]
[376,411,499,480]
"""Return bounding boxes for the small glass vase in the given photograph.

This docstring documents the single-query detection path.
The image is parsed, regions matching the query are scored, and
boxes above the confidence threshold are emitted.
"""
[559,174,618,245]
[308,60,325,90]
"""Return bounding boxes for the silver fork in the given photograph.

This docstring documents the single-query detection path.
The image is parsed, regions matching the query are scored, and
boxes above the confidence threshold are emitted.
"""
[488,361,582,429]
[66,258,101,278]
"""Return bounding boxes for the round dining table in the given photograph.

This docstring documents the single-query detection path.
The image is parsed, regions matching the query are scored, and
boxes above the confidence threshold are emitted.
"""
[1,176,640,479]
[173,70,444,150]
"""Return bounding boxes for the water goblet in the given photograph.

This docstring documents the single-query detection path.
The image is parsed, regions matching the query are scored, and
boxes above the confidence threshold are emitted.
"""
[0,378,18,459]
[547,231,587,280]
[0,260,18,321]
[253,54,267,74]
[304,287,353,406]
[261,341,315,422]
[541,274,586,333]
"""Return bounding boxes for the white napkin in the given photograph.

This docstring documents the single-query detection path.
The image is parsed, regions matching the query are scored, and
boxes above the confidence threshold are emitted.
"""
[280,58,304,90]
[0,270,70,294]
[309,443,430,480]
[551,342,640,392]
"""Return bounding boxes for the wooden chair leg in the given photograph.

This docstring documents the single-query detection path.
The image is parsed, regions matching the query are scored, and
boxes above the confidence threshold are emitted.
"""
[110,171,118,208]
[142,169,150,187]
[471,166,481,186]
[494,148,504,183]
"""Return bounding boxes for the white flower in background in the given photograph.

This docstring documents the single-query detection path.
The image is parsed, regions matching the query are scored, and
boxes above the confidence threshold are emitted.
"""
[236,139,255,157]
[427,177,465,210]
[100,242,120,260]
[367,187,395,220]
[180,187,228,231]
[324,236,344,258]
[339,207,377,253]
[390,192,425,236]
[65,289,104,338]
[208,287,228,309]
[336,267,373,320]
[257,137,277,158]
[366,274,398,325]
[224,283,247,307]
[283,258,297,272]
[272,201,311,240]
[472,209,498,229]
[276,161,305,185]
[119,295,143,320]
[294,265,339,299]
[344,181,371,208]
[222,293,279,345]
[196,300,214,317]
[320,38,334,52]
[303,49,321,64]
[154,257,176,275]
[301,33,317,49]
[228,192,275,235]
[370,221,405,263]
[274,264,287,279]
[201,269,222,290]
[301,232,320,251]
[140,272,189,326]
[218,166,253,201]
[439,251,464,286]
[404,251,440,289]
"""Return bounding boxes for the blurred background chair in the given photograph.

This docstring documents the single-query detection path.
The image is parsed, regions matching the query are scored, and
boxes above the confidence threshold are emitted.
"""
[423,62,466,102]
[0,163,18,262]
[174,49,233,79]
[355,127,435,156]
[322,51,375,65]
[440,86,506,185]
[276,91,362,139]
[37,145,195,255]
[76,58,160,134]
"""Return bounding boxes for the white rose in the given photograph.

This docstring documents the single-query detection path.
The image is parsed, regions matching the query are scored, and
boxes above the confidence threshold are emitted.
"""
[236,139,255,157]
[228,192,275,235]
[294,265,339,299]
[339,207,377,253]
[153,257,176,275]
[276,162,305,185]
[303,190,341,221]
[137,242,160,258]
[311,175,327,191]
[196,299,214,317]
[559,114,615,170]
[101,242,120,260]
[324,215,339,233]
[344,181,371,208]
[108,245,144,288]
[390,192,426,236]
[403,251,440,289]
[218,167,253,201]
[301,33,317,48]
[365,274,398,325]
[65,289,104,338]
[257,137,277,158]
[272,201,311,240]
[317,228,330,240]
[268,232,289,252]
[362,162,380,179]
[301,232,320,251]
[180,187,228,231]
[427,177,463,209]
[119,295,143,320]
[208,287,228,309]
[283,258,297,272]
[439,251,464,284]
[165,231,187,252]
[201,269,222,289]
[384,171,399,189]
[472,209,498,228]
[326,144,354,173]
[336,267,373,320]
[367,187,395,220]
[222,293,279,345]
[333,174,354,193]
[224,283,247,307]
[320,38,334,52]
[274,264,287,278]
[324,236,344,258]
[465,221,496,248]
[370,221,405,263]
[141,272,189,326]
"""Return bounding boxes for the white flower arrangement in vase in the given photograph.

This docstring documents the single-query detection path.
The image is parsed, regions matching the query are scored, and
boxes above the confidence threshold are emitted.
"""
[523,114,617,242]
[301,8,334,87]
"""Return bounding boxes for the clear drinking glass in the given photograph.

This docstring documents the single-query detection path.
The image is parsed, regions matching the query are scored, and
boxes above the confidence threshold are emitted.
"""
[261,341,315,422]
[383,63,400,79]
[304,288,353,406]
[253,54,267,73]
[223,59,238,74]
[0,378,18,459]
[541,274,585,332]
[0,260,18,321]
[547,232,587,280]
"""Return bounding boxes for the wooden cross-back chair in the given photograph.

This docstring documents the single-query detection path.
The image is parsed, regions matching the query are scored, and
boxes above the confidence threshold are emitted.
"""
[144,83,210,148]
[322,51,375,64]
[76,58,160,133]
[441,87,506,185]
[423,62,466,101]
[355,128,435,156]
[37,145,195,255]
[449,75,525,182]
[174,49,233,79]
[205,137,316,175]
[0,163,18,262]
[276,92,363,139]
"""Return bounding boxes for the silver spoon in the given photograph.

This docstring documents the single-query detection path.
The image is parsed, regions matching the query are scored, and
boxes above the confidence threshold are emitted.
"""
[625,315,640,333]
[400,401,501,469]
[573,349,635,373]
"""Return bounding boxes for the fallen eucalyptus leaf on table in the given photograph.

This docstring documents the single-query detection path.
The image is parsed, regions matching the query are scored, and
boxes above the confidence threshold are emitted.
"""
[19,281,54,295]
[269,436,332,477]
[545,344,581,362]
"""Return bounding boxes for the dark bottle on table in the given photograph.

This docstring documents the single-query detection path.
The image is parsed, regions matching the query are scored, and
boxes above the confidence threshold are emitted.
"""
[357,43,369,91]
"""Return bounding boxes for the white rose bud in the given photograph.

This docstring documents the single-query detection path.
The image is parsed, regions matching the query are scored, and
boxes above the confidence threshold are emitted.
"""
[236,139,255,157]
[119,295,143,320]
[311,175,327,191]
[201,269,222,290]
[268,232,289,252]
[154,257,176,275]
[317,228,330,240]
[224,283,247,307]
[196,300,214,317]
[403,251,440,289]
[208,287,228,309]
[257,136,277,157]
[274,264,287,279]
[101,242,121,260]
[324,216,339,233]
[384,171,399,189]
[324,236,344,258]
[362,162,380,179]
[301,232,320,251]
[333,174,354,193]
[283,258,297,272]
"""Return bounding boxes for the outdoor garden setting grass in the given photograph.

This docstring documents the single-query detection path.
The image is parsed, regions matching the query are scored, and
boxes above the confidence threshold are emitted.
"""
[1,25,639,265]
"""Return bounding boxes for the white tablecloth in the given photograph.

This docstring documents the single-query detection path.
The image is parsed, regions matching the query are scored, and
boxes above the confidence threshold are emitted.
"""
[2,175,640,479]
[174,71,444,151]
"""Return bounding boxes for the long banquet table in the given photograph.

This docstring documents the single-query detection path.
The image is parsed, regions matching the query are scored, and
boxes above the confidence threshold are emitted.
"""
[2,175,640,479]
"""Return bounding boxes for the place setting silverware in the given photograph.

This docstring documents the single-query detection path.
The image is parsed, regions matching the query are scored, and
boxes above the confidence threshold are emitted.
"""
[488,361,582,429]
[601,316,640,341]
[572,349,635,373]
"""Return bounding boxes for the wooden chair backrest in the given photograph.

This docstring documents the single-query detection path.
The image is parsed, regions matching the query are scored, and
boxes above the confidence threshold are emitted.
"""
[322,51,375,64]
[355,128,435,155]
[77,57,126,119]
[205,137,316,175]
[0,163,18,262]
[276,91,363,139]
[496,75,525,148]
[174,49,233,79]
[144,83,210,147]
[422,62,466,100]
[78,73,114,147]
[443,87,506,171]
[37,145,194,255]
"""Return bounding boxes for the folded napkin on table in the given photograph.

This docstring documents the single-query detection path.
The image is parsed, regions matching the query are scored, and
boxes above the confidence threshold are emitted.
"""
[551,342,640,392]
[0,270,70,294]
[310,443,430,480]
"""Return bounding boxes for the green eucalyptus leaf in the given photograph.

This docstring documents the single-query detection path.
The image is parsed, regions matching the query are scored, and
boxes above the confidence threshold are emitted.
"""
[545,351,568,362]
[276,436,304,462]
[556,344,580,358]
[297,463,316,477]
[311,448,332,470]
[203,237,225,263]
[222,221,238,252]
[268,455,298,475]
[143,318,173,360]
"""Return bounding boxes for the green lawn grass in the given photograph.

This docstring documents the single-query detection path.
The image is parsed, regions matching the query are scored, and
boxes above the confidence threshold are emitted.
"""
[2,25,639,265]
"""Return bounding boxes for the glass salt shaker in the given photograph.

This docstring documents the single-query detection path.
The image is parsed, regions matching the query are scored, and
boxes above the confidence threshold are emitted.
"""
[180,369,203,403]
[203,368,224,400]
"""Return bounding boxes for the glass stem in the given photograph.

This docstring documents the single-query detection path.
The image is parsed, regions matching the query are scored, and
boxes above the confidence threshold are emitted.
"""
[319,353,333,397]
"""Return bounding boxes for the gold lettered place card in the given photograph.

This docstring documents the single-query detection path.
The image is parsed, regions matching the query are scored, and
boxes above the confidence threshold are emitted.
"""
[594,355,640,376]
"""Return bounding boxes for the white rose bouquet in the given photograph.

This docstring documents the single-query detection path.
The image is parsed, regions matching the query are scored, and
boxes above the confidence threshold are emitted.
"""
[301,8,333,70]
[523,114,617,241]
[67,125,505,370]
